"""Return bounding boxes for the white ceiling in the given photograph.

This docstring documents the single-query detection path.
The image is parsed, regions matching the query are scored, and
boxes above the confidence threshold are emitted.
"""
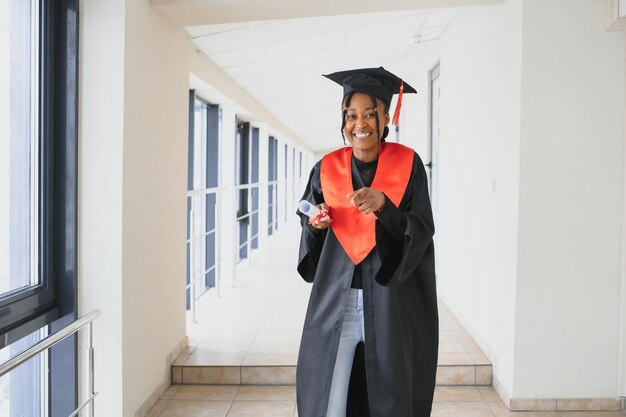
[185,8,459,152]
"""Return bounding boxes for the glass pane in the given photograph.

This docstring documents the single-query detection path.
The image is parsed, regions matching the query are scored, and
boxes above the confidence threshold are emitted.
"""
[0,327,46,416]
[0,0,39,297]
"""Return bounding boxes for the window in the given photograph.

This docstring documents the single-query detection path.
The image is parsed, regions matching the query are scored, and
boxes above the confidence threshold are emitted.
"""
[234,123,259,257]
[267,137,278,235]
[250,128,259,249]
[235,121,250,262]
[0,0,55,337]
[0,0,79,414]
[284,144,288,222]
[429,63,440,211]
[187,91,220,308]
[0,327,47,416]
[291,147,296,219]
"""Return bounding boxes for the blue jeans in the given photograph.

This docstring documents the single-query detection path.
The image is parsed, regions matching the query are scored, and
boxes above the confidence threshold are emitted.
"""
[326,288,365,417]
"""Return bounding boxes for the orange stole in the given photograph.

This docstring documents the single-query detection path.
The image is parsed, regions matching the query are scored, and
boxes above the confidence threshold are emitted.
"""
[320,142,414,264]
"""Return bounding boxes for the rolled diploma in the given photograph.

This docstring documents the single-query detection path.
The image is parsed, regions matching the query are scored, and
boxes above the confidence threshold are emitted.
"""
[298,200,330,224]
[298,200,320,218]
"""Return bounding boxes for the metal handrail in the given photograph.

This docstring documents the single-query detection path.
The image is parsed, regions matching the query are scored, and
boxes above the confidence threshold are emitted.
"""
[0,310,100,377]
[187,177,291,319]
[0,309,101,417]
[186,179,287,198]
[187,181,270,197]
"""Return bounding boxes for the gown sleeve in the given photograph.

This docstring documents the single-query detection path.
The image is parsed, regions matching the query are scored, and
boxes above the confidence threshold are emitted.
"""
[296,161,327,283]
[374,152,435,286]
[374,194,406,242]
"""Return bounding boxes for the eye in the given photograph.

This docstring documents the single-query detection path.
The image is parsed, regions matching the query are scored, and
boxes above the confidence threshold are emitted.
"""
[365,112,376,119]
[345,113,357,121]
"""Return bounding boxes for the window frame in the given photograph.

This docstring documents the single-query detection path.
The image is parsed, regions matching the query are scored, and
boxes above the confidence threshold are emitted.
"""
[0,0,78,414]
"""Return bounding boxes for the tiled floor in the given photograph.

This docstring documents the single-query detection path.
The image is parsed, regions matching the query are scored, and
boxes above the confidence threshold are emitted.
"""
[180,219,309,368]
[149,219,624,416]
[175,219,491,386]
[146,384,626,417]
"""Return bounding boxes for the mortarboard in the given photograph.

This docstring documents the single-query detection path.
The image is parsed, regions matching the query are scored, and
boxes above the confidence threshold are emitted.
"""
[323,66,417,125]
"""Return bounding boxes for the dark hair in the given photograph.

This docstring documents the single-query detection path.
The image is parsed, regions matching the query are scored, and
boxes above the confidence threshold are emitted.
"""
[341,92,389,146]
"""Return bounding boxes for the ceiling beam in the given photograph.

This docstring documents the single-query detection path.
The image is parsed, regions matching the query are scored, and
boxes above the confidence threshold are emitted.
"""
[151,0,502,27]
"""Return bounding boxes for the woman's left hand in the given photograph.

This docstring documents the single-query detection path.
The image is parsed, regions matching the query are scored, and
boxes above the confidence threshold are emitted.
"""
[346,188,386,215]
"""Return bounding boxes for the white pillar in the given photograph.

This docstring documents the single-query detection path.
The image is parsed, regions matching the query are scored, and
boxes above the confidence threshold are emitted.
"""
[257,124,270,250]
[277,138,286,232]
[219,103,237,288]
[192,100,204,299]
[79,1,125,415]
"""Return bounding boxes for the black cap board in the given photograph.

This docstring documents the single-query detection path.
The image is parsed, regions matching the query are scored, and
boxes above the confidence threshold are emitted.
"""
[323,66,417,107]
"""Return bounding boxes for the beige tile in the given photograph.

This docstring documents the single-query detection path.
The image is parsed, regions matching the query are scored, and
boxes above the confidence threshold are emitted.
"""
[173,353,191,366]
[242,352,298,366]
[559,412,626,417]
[557,399,623,411]
[182,367,241,385]
[431,401,494,417]
[161,385,181,400]
[461,340,485,354]
[487,400,560,417]
[451,331,473,342]
[185,353,246,366]
[171,367,182,384]
[146,400,169,417]
[438,352,475,365]
[199,336,256,346]
[246,342,300,355]
[447,323,466,333]
[476,366,492,385]
[227,401,295,417]
[439,341,467,354]
[509,398,556,411]
[236,385,296,401]
[436,365,475,385]
[192,345,251,357]
[434,386,484,402]
[449,329,469,338]
[241,366,297,385]
[174,385,240,401]
[182,344,196,354]
[469,351,491,365]
[478,386,502,403]
[439,331,459,342]
[159,400,232,417]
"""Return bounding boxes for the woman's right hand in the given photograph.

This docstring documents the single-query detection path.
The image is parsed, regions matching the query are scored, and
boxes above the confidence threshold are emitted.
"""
[309,203,332,229]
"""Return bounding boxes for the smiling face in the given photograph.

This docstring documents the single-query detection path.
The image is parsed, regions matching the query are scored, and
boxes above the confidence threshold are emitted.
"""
[343,93,390,161]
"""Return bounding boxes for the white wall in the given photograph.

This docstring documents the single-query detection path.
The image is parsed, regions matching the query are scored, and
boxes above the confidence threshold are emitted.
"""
[621,36,626,396]
[80,1,314,415]
[121,1,190,414]
[514,0,624,397]
[405,0,625,401]
[404,0,523,397]
[79,0,126,414]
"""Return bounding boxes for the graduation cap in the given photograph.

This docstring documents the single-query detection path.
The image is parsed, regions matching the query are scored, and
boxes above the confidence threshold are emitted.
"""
[323,66,417,125]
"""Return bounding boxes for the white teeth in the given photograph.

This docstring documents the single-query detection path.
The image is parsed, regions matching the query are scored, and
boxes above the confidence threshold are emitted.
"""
[354,132,371,139]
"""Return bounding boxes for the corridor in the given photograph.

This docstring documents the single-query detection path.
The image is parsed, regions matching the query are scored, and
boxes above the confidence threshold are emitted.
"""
[3,0,626,415]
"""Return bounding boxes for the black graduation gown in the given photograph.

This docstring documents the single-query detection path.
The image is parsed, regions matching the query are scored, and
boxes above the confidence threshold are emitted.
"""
[296,150,439,417]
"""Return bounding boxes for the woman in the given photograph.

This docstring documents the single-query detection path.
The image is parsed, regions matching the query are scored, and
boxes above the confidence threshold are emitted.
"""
[296,67,439,417]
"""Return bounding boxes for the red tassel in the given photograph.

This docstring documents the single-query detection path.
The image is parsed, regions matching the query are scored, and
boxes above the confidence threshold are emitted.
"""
[392,80,404,126]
